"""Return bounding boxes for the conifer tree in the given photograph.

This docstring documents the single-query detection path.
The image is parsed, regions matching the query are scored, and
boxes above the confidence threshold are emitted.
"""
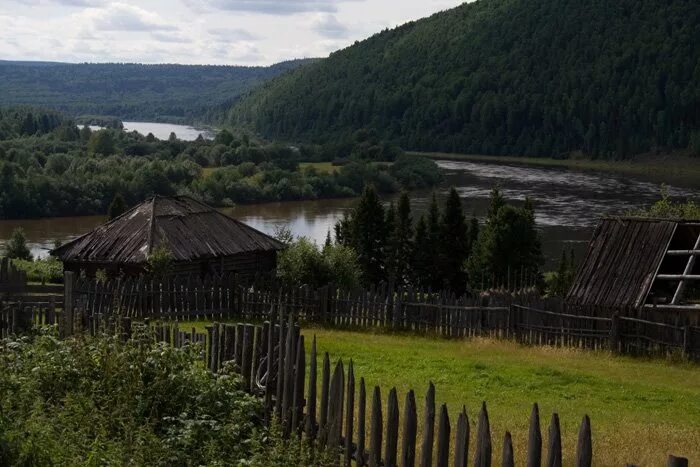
[108,193,127,220]
[392,192,414,286]
[411,215,431,287]
[440,188,469,294]
[426,193,442,289]
[350,185,386,285]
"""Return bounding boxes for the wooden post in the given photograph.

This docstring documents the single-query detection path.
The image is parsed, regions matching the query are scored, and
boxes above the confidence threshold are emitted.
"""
[319,352,331,447]
[546,413,562,467]
[281,319,295,436]
[344,360,355,466]
[305,335,318,440]
[369,386,383,467]
[385,387,400,467]
[420,382,436,467]
[527,403,542,467]
[609,313,620,352]
[62,271,75,337]
[502,432,515,467]
[575,415,592,467]
[357,378,367,466]
[401,390,418,467]
[328,360,345,451]
[474,402,492,467]
[291,335,305,435]
[454,407,469,467]
[436,404,450,467]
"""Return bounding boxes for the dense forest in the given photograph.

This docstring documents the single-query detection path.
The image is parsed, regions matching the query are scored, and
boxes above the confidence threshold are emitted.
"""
[230,0,700,160]
[0,59,312,124]
[0,107,440,219]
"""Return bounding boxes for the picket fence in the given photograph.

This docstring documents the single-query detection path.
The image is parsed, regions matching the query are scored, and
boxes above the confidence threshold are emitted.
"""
[66,272,700,360]
[46,306,689,467]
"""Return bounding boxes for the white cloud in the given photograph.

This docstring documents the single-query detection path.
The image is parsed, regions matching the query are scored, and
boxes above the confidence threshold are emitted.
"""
[310,13,348,38]
[208,27,259,41]
[84,2,176,31]
[186,0,360,15]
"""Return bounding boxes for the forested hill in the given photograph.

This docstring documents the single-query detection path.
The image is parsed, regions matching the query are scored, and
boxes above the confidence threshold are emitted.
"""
[0,59,313,124]
[229,0,700,159]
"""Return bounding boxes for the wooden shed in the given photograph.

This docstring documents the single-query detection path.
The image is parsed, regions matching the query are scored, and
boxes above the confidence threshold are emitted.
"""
[567,217,700,316]
[51,196,284,278]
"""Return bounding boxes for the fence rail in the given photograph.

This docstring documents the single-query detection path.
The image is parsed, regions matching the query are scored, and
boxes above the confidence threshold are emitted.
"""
[66,272,700,360]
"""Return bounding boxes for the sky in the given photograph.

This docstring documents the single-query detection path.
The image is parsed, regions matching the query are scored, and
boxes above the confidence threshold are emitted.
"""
[0,0,465,66]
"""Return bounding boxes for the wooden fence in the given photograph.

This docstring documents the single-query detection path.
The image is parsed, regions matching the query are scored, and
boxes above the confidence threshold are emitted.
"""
[66,272,700,360]
[59,308,692,466]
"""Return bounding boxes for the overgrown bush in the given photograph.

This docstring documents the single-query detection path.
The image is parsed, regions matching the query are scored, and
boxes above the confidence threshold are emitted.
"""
[11,256,63,283]
[0,329,266,465]
[277,238,361,289]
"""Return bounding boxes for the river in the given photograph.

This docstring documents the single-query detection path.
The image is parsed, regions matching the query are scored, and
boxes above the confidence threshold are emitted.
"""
[1,160,698,269]
[88,121,215,141]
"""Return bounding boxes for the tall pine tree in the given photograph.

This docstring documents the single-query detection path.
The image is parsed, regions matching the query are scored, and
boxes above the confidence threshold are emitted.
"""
[439,188,470,294]
[392,192,414,286]
[350,185,387,285]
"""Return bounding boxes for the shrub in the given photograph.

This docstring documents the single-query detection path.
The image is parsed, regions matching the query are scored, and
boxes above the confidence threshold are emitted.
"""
[11,256,63,283]
[4,227,32,261]
[0,329,265,465]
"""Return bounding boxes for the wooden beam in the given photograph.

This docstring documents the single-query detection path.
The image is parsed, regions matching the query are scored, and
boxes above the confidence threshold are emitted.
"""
[643,304,700,311]
[656,274,700,280]
[666,250,700,256]
[671,231,700,305]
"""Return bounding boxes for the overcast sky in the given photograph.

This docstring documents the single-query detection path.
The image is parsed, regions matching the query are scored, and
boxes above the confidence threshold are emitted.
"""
[0,0,464,66]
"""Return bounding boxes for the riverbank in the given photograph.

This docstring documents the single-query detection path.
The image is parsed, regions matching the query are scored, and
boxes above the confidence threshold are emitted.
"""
[412,152,700,189]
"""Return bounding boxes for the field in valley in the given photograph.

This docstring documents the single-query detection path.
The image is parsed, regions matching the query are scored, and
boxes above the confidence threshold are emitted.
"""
[300,326,700,466]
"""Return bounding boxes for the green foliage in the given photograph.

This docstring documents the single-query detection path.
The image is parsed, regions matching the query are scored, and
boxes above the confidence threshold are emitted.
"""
[439,188,471,294]
[108,193,127,220]
[87,129,116,155]
[0,60,313,124]
[4,227,32,260]
[231,0,700,159]
[147,244,175,277]
[277,237,361,289]
[0,106,440,220]
[386,193,413,285]
[627,186,700,219]
[467,191,544,290]
[547,249,578,297]
[0,329,265,465]
[10,256,63,283]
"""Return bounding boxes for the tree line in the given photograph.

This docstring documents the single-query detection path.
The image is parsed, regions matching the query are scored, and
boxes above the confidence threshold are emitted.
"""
[230,0,700,160]
[0,107,441,220]
[280,185,545,295]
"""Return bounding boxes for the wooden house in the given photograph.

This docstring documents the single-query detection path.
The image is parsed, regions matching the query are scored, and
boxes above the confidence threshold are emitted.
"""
[51,196,284,278]
[567,217,700,321]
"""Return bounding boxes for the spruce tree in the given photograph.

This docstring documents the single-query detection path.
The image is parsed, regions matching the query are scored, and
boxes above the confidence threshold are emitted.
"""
[384,202,397,282]
[411,215,431,287]
[393,192,414,286]
[440,188,469,294]
[426,193,442,289]
[351,185,386,285]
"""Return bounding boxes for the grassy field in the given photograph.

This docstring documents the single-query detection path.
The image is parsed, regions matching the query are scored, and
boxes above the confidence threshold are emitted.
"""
[300,326,699,466]
[413,151,700,188]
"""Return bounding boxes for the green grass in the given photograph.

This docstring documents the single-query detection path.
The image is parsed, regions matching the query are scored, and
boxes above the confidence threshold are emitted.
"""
[412,151,700,188]
[299,162,339,174]
[301,326,699,466]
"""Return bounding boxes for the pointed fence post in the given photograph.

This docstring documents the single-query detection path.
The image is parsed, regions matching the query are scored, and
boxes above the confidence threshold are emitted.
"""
[305,335,318,440]
[385,388,400,467]
[454,407,469,467]
[344,360,355,466]
[369,386,383,467]
[546,413,562,467]
[319,352,331,447]
[527,403,542,467]
[474,402,492,467]
[401,390,418,467]
[328,360,345,451]
[420,383,436,467]
[291,335,305,436]
[502,432,515,467]
[357,378,367,466]
[436,404,450,467]
[667,456,689,467]
[575,415,592,467]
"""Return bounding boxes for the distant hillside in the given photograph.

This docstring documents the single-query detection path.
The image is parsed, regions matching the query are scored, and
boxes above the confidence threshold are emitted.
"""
[230,0,700,159]
[0,59,313,124]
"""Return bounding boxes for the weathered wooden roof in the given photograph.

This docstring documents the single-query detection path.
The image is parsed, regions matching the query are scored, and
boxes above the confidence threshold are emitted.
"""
[51,196,283,264]
[566,218,678,309]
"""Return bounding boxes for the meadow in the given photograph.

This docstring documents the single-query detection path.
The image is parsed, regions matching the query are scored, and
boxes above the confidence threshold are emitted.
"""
[300,326,700,466]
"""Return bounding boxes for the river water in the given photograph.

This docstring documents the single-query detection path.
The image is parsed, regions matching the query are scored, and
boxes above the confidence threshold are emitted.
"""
[1,160,698,269]
[88,121,214,141]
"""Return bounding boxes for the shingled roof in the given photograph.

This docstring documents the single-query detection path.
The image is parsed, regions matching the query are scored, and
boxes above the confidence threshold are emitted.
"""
[566,218,678,309]
[51,196,284,264]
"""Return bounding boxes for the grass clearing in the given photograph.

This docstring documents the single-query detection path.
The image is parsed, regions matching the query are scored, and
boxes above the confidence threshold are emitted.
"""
[302,326,699,466]
[413,151,700,188]
[299,162,339,174]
